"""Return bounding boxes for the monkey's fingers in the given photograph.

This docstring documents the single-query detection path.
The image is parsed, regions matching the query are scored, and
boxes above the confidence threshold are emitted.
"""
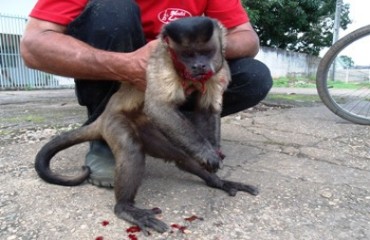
[137,216,169,236]
[204,153,223,172]
[203,162,219,173]
[215,149,226,160]
[115,204,168,235]
[151,207,162,214]
[222,180,259,196]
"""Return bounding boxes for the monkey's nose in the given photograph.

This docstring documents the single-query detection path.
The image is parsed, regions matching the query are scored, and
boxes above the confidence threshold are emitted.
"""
[192,63,206,71]
[191,64,208,76]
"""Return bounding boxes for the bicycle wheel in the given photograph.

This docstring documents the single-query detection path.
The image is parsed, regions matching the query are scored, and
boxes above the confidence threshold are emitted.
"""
[316,24,370,125]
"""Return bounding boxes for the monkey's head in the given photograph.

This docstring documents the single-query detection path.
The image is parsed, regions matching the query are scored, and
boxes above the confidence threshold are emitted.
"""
[161,17,226,83]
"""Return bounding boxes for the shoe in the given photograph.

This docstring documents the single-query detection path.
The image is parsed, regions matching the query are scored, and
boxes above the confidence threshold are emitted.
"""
[85,140,115,188]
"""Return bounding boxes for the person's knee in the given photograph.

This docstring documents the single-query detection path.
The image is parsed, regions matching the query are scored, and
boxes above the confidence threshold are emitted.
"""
[221,58,272,116]
[251,60,273,96]
[229,58,272,98]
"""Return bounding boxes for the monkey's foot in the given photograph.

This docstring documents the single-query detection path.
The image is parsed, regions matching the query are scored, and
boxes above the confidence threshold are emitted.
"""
[114,203,169,235]
[85,141,115,188]
[207,178,259,197]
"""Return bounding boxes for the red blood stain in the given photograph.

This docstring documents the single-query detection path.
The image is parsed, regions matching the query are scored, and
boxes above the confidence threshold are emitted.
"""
[171,224,187,233]
[126,226,141,233]
[101,220,110,227]
[151,207,162,214]
[95,237,104,240]
[128,234,138,240]
[184,215,204,222]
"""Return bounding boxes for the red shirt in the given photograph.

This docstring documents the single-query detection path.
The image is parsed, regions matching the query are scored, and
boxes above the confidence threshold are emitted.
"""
[30,0,249,41]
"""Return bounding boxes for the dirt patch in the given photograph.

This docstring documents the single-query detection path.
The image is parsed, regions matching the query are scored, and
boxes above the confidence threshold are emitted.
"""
[0,90,298,146]
[0,96,86,146]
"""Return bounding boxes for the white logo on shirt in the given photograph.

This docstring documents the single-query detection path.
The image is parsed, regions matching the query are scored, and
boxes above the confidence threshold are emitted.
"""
[158,8,192,24]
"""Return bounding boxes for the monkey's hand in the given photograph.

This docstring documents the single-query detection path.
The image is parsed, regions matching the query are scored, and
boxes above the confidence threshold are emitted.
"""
[115,203,168,235]
[216,149,226,160]
[145,102,223,172]
[206,177,259,196]
[197,148,223,172]
[203,149,225,171]
[221,180,259,196]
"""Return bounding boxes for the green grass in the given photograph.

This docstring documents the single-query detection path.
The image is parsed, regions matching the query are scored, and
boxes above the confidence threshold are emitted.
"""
[266,93,320,102]
[326,80,370,89]
[0,129,11,136]
[273,76,316,88]
[1,115,46,124]
[274,76,370,90]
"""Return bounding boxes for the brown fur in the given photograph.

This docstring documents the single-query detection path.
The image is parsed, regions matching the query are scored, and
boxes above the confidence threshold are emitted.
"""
[35,17,258,235]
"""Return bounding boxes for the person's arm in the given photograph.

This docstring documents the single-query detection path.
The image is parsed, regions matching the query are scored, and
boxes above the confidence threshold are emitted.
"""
[20,17,158,91]
[225,22,260,59]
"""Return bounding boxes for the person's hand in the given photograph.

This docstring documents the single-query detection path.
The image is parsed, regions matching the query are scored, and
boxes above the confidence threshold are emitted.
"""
[123,40,159,91]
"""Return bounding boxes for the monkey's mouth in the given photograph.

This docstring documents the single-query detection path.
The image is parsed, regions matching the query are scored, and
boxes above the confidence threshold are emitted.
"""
[192,73,206,80]
[190,71,213,81]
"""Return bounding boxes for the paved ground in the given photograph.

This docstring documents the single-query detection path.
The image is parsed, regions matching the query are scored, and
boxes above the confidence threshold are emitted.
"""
[0,89,369,240]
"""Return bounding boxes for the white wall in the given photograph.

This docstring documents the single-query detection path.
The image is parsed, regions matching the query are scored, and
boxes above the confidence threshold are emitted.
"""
[256,47,321,78]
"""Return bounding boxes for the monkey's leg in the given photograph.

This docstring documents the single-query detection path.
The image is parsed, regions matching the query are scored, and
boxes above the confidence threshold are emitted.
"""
[103,115,168,235]
[139,124,257,196]
[175,159,258,196]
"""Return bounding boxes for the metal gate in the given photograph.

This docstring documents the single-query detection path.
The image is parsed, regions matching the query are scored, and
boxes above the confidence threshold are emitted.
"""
[0,13,73,90]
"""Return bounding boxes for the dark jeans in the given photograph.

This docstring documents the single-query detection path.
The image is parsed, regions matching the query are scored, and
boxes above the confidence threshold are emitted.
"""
[67,0,272,120]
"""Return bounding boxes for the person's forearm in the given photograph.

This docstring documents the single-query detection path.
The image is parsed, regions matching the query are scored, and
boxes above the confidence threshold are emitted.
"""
[22,31,127,81]
[20,18,153,90]
[225,30,259,59]
[225,22,260,59]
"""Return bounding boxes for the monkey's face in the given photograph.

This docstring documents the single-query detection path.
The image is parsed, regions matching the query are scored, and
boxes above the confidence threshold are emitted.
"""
[167,38,223,83]
[163,17,225,83]
[175,46,216,80]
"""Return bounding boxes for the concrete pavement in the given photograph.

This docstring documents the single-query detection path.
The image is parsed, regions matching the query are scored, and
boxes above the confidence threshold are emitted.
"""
[0,89,369,240]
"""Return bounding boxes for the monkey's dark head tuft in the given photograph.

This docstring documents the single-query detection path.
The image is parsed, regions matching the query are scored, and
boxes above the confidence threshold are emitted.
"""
[160,16,226,91]
[163,17,215,45]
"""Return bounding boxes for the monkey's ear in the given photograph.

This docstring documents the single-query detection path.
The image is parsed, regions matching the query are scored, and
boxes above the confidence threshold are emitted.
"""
[159,24,174,46]
[159,29,172,48]
[161,27,168,40]
[162,23,184,45]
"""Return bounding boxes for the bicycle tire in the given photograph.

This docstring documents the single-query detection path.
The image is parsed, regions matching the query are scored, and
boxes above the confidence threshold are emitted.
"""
[316,24,370,125]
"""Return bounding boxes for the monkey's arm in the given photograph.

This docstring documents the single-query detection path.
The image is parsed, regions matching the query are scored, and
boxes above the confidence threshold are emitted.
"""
[190,109,226,163]
[145,101,222,171]
[190,109,220,148]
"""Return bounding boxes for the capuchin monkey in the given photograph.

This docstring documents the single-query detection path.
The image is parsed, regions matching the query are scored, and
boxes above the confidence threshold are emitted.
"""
[35,17,258,234]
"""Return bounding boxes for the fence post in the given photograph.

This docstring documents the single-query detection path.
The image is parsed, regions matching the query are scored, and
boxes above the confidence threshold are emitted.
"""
[0,13,74,90]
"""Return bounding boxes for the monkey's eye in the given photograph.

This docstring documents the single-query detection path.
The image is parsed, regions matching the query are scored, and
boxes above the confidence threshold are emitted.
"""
[199,50,214,57]
[181,50,213,59]
[181,51,195,58]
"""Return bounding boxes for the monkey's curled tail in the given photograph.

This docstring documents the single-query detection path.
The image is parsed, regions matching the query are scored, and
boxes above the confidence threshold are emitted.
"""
[35,125,100,186]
